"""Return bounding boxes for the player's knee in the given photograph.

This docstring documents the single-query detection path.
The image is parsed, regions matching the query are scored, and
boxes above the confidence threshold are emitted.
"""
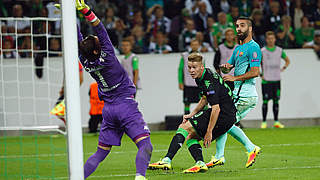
[138,137,153,155]
[145,140,153,155]
[178,123,186,130]
[179,121,192,130]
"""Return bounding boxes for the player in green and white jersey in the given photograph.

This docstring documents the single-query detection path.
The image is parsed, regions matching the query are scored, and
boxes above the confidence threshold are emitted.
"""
[260,31,290,129]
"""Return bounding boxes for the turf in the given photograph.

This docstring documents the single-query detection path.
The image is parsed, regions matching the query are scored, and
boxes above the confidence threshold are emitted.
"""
[1,127,320,179]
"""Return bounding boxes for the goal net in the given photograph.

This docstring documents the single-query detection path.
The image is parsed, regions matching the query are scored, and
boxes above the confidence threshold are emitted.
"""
[0,17,70,179]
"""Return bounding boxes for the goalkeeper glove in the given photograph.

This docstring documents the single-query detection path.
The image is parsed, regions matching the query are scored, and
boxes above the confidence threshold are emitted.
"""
[54,4,60,9]
[76,0,97,22]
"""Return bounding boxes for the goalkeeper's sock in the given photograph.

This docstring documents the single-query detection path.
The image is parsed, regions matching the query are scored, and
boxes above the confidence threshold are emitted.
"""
[135,137,153,177]
[84,146,110,178]
[228,125,255,152]
[165,128,188,160]
[187,139,203,162]
[215,133,227,159]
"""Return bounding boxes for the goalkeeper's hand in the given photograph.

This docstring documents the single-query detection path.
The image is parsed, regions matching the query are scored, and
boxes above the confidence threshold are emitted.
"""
[54,4,60,9]
[75,0,98,24]
[54,1,90,13]
[76,0,90,14]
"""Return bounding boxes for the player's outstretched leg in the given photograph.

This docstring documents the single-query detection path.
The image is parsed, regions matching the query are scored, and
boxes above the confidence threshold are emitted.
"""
[84,143,111,178]
[183,139,208,173]
[206,133,227,168]
[148,128,188,170]
[135,135,153,180]
[227,125,261,168]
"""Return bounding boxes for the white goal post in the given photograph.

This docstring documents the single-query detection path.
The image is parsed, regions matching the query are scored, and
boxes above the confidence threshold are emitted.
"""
[61,0,84,179]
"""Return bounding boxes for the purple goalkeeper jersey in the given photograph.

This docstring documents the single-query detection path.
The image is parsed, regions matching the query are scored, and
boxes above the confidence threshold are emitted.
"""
[77,23,136,103]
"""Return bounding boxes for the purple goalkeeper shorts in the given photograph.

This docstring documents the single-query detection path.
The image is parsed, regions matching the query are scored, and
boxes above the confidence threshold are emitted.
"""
[98,97,150,146]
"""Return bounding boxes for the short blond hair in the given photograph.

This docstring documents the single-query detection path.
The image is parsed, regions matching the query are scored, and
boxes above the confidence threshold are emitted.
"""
[265,31,275,38]
[224,28,234,35]
[188,52,203,63]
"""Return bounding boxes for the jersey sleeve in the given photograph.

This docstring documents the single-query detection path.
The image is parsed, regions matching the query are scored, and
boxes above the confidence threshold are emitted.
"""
[281,50,287,59]
[205,81,220,106]
[248,45,262,67]
[132,56,139,71]
[93,22,115,55]
[77,24,83,43]
[77,25,86,64]
[178,57,184,84]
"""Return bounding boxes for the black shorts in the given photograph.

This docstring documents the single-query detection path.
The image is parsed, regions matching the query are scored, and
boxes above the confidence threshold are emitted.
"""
[189,108,236,140]
[262,81,281,100]
[183,86,202,104]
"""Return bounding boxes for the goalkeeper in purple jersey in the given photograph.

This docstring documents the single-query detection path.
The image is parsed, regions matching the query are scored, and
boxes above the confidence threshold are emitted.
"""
[74,1,152,179]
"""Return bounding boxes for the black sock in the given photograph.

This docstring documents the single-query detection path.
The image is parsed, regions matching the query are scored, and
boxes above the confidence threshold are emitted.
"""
[165,133,185,160]
[262,103,268,122]
[273,102,279,121]
[188,144,203,162]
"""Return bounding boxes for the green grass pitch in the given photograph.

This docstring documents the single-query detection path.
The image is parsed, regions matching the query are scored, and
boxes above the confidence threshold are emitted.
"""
[1,127,320,179]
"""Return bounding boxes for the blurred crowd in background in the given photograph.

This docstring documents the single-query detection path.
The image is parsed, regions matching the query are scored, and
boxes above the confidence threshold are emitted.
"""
[1,0,320,59]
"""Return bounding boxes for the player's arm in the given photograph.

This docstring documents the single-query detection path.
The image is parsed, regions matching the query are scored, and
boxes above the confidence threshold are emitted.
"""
[191,96,208,116]
[203,83,220,148]
[77,24,84,43]
[224,45,261,81]
[178,56,184,90]
[204,104,220,148]
[281,50,290,72]
[132,56,139,87]
[76,0,114,54]
[225,66,260,81]
[260,56,264,79]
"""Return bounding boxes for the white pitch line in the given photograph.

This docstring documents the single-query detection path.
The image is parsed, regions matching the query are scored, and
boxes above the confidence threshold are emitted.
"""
[251,166,320,171]
[0,149,168,159]
[1,142,320,159]
[39,165,320,179]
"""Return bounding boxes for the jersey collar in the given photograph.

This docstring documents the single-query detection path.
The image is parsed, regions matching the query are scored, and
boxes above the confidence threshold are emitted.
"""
[124,52,132,59]
[199,68,206,81]
[266,46,276,51]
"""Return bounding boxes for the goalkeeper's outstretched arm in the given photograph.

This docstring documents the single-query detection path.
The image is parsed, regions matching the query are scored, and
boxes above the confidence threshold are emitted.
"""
[76,0,114,55]
[77,25,83,43]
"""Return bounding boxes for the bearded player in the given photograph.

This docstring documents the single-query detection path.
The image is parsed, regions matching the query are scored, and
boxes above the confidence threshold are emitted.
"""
[206,17,262,168]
